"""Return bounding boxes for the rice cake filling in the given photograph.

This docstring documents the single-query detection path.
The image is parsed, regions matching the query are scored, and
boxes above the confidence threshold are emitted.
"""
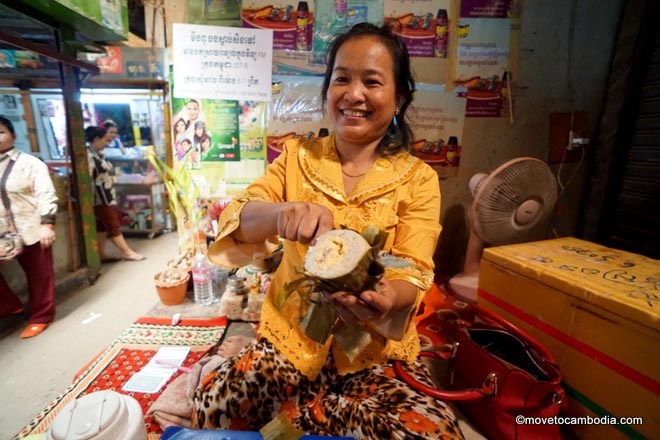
[304,229,370,278]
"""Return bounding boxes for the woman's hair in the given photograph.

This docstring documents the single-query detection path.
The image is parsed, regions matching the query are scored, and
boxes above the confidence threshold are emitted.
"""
[194,120,206,129]
[85,126,108,143]
[199,134,211,147]
[174,118,188,131]
[0,115,15,134]
[321,22,416,156]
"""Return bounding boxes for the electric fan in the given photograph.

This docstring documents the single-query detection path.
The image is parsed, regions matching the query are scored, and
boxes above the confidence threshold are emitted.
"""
[448,157,558,302]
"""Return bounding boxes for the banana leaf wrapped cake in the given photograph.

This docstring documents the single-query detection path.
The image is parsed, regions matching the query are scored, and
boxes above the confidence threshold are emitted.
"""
[303,227,386,294]
[280,226,392,350]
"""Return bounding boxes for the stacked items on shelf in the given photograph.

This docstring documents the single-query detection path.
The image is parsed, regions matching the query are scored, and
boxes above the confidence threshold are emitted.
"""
[218,251,281,322]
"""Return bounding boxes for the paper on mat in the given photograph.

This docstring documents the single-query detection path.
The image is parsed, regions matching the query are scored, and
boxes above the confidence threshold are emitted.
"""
[122,346,190,393]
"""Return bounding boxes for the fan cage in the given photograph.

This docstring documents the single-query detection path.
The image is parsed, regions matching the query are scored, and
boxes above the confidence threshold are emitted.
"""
[471,158,558,246]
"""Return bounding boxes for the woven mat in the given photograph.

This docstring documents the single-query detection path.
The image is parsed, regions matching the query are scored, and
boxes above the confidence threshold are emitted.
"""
[15,316,227,440]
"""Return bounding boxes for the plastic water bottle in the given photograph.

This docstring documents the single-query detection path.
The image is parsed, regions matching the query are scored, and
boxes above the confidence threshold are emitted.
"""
[192,254,213,306]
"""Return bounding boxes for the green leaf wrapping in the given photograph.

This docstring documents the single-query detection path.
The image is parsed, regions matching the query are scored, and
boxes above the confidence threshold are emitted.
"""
[280,226,389,346]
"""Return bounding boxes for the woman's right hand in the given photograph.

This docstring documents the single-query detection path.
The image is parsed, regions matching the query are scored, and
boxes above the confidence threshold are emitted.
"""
[277,202,334,245]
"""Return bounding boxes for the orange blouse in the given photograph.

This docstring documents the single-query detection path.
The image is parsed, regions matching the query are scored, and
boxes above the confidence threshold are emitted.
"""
[209,134,442,379]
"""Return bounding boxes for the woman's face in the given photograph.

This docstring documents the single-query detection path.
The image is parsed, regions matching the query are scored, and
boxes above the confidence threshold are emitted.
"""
[107,126,118,138]
[195,126,205,136]
[175,120,186,133]
[326,36,399,148]
[0,123,16,153]
[92,135,108,151]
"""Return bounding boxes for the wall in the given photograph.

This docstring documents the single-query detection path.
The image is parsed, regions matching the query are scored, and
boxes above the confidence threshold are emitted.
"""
[435,0,625,276]
[153,0,626,277]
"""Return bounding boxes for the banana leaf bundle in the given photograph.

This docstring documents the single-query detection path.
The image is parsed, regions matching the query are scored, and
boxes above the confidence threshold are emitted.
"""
[279,226,389,347]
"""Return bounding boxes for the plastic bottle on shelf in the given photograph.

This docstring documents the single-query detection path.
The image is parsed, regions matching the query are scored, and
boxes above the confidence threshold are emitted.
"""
[192,254,213,306]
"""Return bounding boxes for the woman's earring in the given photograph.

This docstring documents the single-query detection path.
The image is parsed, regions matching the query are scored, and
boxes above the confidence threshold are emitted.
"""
[391,113,399,130]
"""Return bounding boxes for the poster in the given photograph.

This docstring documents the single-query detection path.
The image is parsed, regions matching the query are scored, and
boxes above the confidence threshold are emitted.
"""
[384,0,450,58]
[188,0,242,26]
[242,0,314,51]
[172,24,273,101]
[171,24,272,198]
[0,94,29,153]
[408,84,467,168]
[313,0,384,54]
[267,75,330,162]
[455,0,514,117]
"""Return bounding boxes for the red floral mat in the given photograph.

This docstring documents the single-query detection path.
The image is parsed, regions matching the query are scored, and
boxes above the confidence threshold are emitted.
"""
[15,316,227,440]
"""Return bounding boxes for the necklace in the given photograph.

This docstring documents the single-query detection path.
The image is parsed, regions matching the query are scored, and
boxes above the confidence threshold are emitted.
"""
[341,167,368,178]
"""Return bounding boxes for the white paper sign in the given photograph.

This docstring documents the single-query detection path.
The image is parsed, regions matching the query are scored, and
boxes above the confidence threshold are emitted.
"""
[122,346,191,394]
[173,24,273,101]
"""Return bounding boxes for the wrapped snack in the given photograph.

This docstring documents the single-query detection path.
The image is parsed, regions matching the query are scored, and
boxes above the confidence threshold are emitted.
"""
[303,228,384,294]
[280,226,388,346]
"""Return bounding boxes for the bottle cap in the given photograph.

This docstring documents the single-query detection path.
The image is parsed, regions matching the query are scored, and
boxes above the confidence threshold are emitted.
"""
[298,1,308,12]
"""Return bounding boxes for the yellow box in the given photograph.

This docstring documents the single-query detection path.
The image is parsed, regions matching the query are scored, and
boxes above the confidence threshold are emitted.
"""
[477,237,659,440]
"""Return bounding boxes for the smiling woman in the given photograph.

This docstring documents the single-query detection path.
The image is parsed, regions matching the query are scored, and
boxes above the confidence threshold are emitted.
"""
[193,23,461,440]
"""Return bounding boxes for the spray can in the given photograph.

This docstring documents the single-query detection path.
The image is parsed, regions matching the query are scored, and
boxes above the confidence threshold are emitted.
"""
[296,2,310,51]
[446,136,458,165]
[435,9,448,58]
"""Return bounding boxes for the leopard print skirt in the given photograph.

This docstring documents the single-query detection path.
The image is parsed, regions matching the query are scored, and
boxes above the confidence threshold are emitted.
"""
[192,338,464,439]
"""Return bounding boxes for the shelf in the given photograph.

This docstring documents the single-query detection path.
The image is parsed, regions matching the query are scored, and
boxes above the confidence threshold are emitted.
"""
[115,182,168,239]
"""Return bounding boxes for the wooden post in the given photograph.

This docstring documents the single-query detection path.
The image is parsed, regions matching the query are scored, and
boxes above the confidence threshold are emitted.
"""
[58,25,101,276]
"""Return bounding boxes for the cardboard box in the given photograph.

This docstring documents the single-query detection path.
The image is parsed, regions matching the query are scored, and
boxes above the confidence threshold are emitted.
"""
[477,237,659,440]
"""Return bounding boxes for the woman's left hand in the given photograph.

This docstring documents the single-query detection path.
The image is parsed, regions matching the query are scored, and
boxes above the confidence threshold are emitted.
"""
[331,277,397,323]
[327,277,418,340]
[40,225,56,248]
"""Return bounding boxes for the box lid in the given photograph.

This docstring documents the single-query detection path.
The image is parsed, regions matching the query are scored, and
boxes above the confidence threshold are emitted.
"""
[481,237,659,330]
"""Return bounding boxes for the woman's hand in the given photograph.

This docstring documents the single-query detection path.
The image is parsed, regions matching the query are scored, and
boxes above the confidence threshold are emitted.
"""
[277,202,334,245]
[329,277,418,341]
[40,225,56,248]
[331,277,397,323]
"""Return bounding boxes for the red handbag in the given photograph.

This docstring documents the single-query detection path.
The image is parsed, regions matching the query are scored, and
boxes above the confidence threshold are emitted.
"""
[395,304,565,440]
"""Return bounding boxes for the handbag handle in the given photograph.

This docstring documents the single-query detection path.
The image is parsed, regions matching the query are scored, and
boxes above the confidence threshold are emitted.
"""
[472,304,556,363]
[394,352,497,401]
[395,303,559,402]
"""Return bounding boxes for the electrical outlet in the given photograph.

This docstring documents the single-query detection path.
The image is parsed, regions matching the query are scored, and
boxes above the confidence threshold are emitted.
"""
[567,130,589,150]
[549,112,588,162]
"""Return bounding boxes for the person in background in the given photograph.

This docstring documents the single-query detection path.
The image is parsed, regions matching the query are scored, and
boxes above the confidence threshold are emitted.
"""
[0,115,58,339]
[86,126,144,262]
[102,119,127,155]
[193,23,463,439]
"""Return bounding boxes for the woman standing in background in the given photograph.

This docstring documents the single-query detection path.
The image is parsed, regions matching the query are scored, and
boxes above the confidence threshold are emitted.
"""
[86,126,144,262]
[102,119,127,155]
[0,115,58,339]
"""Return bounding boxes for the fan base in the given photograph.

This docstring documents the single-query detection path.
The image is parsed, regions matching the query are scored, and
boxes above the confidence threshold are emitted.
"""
[447,270,479,303]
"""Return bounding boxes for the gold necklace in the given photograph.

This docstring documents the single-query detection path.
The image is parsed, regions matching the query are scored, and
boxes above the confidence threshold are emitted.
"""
[341,167,368,178]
